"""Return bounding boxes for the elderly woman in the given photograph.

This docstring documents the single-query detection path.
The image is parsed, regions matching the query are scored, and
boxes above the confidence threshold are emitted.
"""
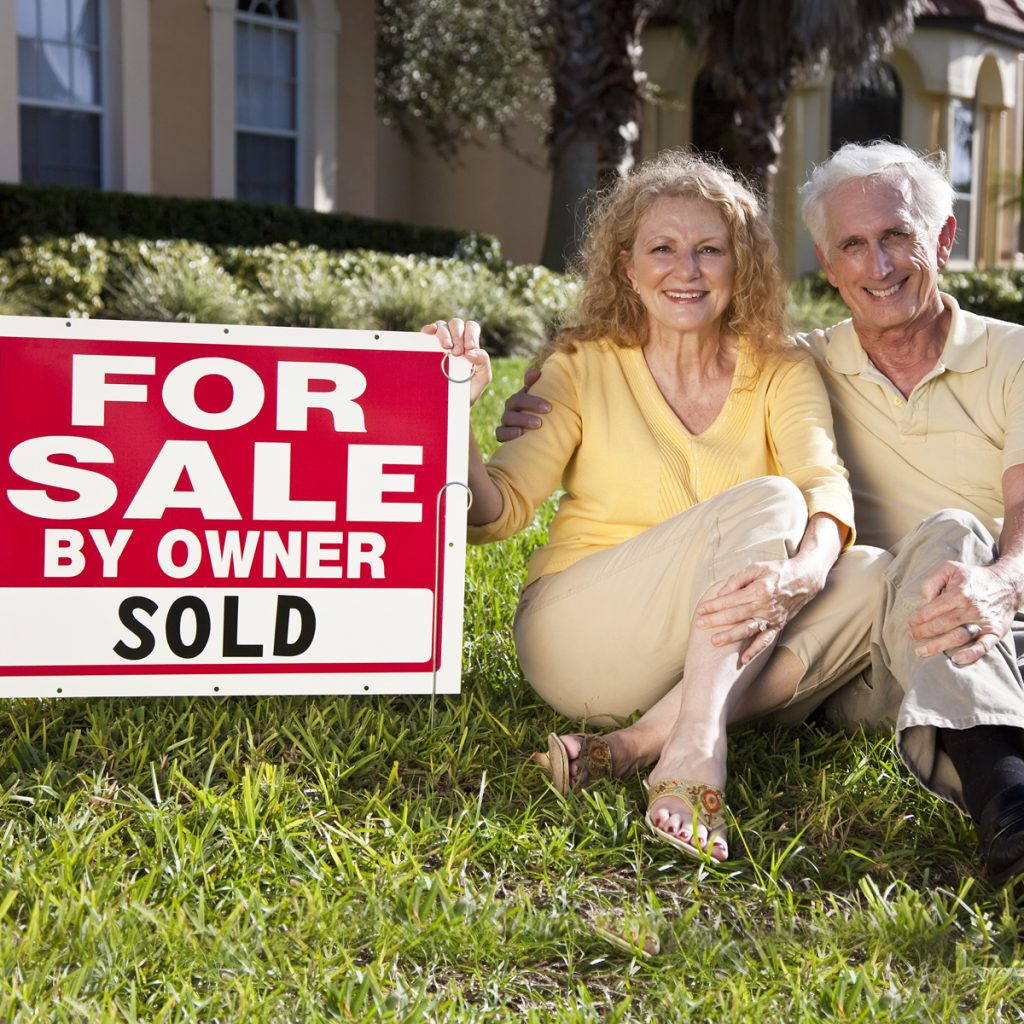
[427,151,885,862]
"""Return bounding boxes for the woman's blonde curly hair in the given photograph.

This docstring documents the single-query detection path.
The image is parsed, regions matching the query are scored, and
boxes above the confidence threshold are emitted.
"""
[551,150,790,366]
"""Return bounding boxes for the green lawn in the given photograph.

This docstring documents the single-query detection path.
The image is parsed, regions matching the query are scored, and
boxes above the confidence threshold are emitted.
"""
[2,357,1023,1022]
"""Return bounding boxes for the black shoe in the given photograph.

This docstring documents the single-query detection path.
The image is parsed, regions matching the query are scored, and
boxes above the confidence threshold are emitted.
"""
[978,783,1024,887]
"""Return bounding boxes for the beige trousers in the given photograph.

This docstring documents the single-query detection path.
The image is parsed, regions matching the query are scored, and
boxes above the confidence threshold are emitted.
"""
[514,476,890,725]
[817,509,1024,812]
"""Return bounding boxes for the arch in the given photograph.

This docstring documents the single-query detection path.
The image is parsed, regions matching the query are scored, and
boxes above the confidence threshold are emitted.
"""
[975,52,1009,109]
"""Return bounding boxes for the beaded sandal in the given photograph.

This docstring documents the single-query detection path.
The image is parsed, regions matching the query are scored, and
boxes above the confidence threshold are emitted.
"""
[530,733,615,794]
[644,778,728,862]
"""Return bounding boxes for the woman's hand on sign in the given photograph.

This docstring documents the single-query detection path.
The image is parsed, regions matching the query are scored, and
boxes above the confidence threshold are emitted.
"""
[422,318,492,406]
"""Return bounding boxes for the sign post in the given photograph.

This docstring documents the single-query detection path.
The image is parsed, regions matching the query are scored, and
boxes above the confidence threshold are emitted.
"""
[0,316,470,697]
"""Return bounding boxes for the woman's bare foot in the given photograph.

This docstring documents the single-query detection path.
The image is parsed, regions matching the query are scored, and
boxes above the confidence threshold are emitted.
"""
[646,731,728,860]
[534,729,656,792]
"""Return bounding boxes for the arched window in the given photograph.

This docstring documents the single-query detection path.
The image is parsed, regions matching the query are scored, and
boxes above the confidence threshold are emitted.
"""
[235,0,299,204]
[691,67,737,168]
[830,64,902,152]
[16,0,104,187]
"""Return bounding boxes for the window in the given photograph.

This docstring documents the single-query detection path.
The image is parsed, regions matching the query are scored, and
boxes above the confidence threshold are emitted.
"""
[950,98,975,262]
[830,64,902,152]
[17,0,104,188]
[235,0,299,205]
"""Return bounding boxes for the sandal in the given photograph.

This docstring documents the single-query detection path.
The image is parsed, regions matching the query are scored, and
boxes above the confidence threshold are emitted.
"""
[644,778,728,862]
[530,733,615,794]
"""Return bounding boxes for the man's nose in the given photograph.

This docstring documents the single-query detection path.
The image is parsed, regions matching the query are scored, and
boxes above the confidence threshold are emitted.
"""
[866,240,894,278]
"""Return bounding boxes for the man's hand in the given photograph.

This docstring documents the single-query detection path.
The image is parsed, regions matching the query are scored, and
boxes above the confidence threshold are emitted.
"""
[496,366,549,442]
[908,560,1022,665]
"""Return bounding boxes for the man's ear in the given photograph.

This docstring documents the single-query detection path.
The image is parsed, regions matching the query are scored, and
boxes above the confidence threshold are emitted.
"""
[936,215,957,269]
[814,244,838,288]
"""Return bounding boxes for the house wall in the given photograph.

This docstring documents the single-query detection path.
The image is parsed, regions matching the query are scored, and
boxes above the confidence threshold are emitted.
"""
[375,117,551,265]
[151,0,212,197]
[638,23,1024,277]
[1,1,1023,275]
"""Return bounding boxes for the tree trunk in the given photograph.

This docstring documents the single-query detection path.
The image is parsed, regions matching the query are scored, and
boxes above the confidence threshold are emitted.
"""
[541,130,600,270]
[729,74,789,209]
[539,0,661,271]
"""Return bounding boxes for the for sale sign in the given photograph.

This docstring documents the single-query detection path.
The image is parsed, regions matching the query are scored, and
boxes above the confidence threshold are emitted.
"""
[0,316,471,696]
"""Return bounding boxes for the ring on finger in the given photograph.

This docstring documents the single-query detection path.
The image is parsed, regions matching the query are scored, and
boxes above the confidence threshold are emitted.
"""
[963,623,982,641]
[752,619,768,633]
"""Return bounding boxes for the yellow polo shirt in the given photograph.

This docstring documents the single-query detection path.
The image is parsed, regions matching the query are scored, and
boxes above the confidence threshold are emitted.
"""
[470,336,854,585]
[799,294,1024,551]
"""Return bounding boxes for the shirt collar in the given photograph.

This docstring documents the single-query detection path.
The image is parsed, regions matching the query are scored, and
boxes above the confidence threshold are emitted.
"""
[821,292,987,377]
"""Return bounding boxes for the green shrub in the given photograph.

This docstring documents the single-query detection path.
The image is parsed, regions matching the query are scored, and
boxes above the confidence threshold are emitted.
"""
[787,271,849,333]
[940,268,1024,321]
[103,239,249,324]
[1,233,108,316]
[3,233,576,353]
[0,182,493,257]
[0,270,33,315]
[342,255,548,355]
[229,244,359,329]
[500,262,580,337]
[254,260,359,330]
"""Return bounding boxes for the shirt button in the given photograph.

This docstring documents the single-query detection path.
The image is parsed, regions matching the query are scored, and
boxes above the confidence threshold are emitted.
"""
[893,398,904,406]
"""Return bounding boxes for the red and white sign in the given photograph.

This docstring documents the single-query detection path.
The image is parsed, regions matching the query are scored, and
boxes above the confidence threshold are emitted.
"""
[0,316,470,696]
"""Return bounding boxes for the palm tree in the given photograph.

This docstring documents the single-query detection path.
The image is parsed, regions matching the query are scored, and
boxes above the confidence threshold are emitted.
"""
[540,0,663,270]
[679,0,918,203]
[539,0,918,269]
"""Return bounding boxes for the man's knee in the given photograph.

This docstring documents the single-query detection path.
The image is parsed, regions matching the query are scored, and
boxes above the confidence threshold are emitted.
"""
[888,508,997,581]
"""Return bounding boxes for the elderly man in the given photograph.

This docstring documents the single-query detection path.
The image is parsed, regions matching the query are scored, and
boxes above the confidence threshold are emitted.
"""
[498,141,1024,886]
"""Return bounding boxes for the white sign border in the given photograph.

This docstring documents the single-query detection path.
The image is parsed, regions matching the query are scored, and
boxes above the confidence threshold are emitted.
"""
[0,315,470,698]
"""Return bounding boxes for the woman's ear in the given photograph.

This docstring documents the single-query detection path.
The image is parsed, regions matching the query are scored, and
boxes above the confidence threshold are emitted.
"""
[620,250,637,291]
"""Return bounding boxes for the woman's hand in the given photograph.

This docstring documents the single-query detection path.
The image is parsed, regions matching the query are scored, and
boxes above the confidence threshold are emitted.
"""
[694,558,826,664]
[421,318,492,406]
[695,512,845,664]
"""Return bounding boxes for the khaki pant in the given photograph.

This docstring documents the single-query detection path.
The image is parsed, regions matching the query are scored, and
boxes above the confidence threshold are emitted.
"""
[514,476,890,726]
[816,509,1024,812]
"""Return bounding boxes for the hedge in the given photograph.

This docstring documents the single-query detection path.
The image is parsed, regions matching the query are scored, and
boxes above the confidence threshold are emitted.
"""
[0,236,579,356]
[0,183,495,258]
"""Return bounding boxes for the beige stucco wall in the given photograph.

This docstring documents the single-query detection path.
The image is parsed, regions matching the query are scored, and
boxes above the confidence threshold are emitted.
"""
[639,23,1024,277]
[337,0,377,216]
[150,0,213,197]
[376,118,551,265]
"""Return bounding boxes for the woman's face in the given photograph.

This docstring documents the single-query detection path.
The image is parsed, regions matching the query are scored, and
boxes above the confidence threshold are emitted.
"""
[625,196,736,344]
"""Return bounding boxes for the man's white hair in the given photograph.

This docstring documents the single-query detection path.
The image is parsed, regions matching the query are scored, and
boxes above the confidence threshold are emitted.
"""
[799,141,954,251]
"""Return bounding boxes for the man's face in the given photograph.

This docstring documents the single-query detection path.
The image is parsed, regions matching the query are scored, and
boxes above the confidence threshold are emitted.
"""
[815,174,954,338]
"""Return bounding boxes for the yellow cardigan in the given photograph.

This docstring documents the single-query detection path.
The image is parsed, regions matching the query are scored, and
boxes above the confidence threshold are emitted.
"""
[469,337,855,586]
